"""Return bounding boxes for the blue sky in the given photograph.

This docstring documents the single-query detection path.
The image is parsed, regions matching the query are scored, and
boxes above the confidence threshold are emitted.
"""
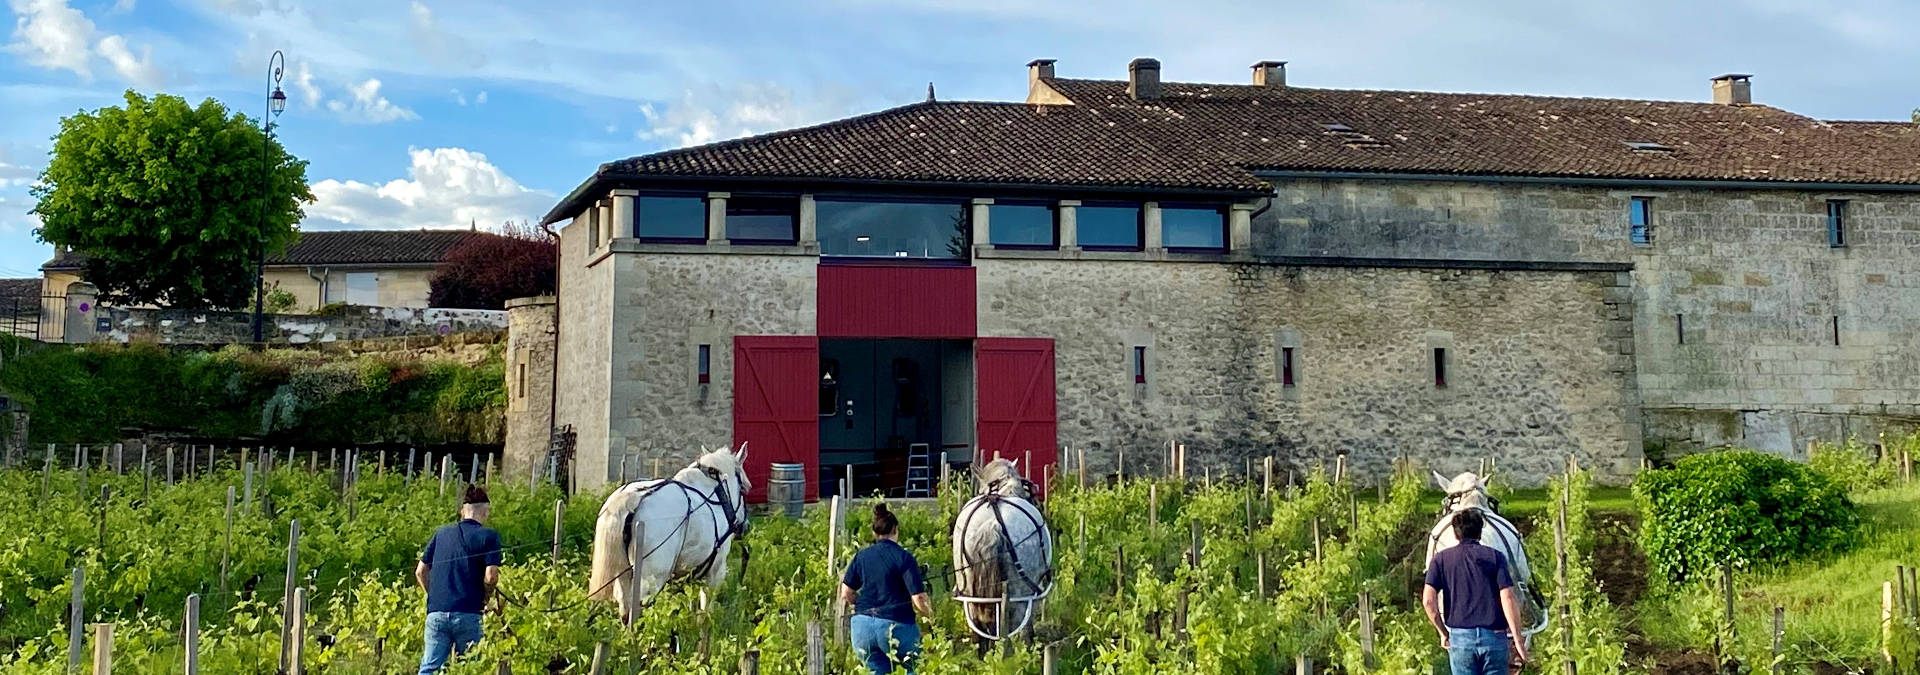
[5,0,1920,279]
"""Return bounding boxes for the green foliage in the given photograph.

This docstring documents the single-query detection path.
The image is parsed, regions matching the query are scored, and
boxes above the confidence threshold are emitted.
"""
[1525,468,1628,675]
[1808,438,1898,493]
[1634,449,1861,583]
[32,91,314,310]
[0,342,504,445]
[263,283,299,314]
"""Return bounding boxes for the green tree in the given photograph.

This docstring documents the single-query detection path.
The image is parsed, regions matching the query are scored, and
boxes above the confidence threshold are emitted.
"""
[31,91,314,309]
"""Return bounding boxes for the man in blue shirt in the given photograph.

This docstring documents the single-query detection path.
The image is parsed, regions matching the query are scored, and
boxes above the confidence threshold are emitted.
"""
[415,484,502,674]
[841,503,934,675]
[1423,509,1528,675]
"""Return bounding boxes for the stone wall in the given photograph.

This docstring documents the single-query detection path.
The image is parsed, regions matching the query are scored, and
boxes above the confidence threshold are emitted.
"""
[554,217,614,489]
[602,249,816,487]
[1259,177,1920,456]
[85,305,506,344]
[977,258,1640,485]
[504,296,557,478]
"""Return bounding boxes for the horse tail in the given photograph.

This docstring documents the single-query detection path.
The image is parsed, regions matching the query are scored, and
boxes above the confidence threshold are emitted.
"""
[589,486,643,602]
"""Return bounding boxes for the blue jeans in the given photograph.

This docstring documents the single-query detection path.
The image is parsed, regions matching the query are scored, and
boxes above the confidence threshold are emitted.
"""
[850,614,921,675]
[418,611,483,674]
[1447,627,1511,675]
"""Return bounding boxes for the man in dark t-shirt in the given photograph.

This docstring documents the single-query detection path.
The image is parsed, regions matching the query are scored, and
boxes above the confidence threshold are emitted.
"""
[841,503,933,675]
[1423,509,1528,675]
[415,484,502,674]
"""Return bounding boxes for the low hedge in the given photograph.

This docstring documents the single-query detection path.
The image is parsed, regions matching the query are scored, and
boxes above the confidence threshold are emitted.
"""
[0,336,504,445]
[1633,449,1860,582]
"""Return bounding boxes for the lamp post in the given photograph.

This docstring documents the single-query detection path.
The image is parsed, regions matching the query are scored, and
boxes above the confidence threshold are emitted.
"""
[251,50,288,344]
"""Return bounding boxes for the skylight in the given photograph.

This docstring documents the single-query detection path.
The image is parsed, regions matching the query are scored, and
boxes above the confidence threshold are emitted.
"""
[1322,123,1354,132]
[1625,141,1674,152]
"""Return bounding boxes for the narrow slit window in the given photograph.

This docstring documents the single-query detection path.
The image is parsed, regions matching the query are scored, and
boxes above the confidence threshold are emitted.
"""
[1133,346,1147,384]
[697,344,712,383]
[1826,200,1847,248]
[1676,314,1685,345]
[1629,197,1654,245]
[1831,316,1841,346]
[1433,347,1448,388]
[516,362,527,397]
[1281,347,1296,387]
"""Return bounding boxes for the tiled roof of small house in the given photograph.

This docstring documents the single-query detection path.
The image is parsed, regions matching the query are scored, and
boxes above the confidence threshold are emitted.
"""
[546,74,1920,222]
[42,229,484,270]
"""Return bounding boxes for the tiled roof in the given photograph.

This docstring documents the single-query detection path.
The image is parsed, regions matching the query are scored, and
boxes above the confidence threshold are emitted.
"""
[42,229,482,270]
[549,75,1920,222]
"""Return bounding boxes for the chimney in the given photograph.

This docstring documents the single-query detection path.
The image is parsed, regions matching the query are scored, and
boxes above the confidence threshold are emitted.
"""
[1128,57,1161,100]
[1711,74,1752,105]
[1251,60,1287,88]
[1027,58,1056,87]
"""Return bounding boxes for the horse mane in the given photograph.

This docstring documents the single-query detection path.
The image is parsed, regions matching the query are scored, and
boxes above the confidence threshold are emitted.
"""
[976,458,1030,498]
[694,447,741,478]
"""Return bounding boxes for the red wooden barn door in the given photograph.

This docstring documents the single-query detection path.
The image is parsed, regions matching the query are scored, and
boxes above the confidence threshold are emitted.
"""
[975,338,1058,497]
[734,336,820,503]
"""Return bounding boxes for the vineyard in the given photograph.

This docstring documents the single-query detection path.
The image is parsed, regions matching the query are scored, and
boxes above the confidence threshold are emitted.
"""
[0,440,1912,674]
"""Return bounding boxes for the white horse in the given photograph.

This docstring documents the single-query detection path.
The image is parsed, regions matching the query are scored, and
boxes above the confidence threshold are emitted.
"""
[589,444,751,622]
[1424,470,1548,637]
[951,458,1054,642]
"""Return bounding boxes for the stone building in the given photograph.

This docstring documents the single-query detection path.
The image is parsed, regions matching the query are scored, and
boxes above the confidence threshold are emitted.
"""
[512,58,1920,499]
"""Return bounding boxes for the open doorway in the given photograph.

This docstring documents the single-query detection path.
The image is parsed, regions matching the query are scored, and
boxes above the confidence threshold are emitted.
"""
[819,339,973,498]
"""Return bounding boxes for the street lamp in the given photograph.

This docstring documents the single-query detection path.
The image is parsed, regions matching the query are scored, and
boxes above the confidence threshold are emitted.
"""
[251,50,287,345]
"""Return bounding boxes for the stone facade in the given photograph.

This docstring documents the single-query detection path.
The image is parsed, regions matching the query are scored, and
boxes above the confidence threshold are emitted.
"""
[1258,177,1920,457]
[977,258,1640,484]
[504,295,557,478]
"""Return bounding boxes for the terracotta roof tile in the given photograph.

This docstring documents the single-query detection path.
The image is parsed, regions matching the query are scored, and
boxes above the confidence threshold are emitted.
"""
[549,77,1920,221]
[43,230,482,270]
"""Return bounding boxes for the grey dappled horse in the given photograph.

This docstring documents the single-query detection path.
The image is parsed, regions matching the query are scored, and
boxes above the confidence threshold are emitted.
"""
[951,458,1054,642]
[1424,470,1548,638]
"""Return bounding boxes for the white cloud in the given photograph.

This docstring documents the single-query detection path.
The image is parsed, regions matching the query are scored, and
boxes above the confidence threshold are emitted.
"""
[474,90,486,105]
[325,78,418,124]
[408,1,484,69]
[449,88,466,105]
[96,34,163,87]
[304,147,552,231]
[290,59,321,107]
[6,0,97,77]
[637,81,860,148]
[0,142,40,188]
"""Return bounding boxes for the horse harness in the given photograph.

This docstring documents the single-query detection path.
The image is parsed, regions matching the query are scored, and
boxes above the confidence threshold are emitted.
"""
[620,466,751,584]
[953,489,1053,599]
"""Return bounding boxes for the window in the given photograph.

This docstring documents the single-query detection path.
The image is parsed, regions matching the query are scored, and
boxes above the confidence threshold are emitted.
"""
[727,196,798,243]
[1629,197,1653,245]
[1079,203,1143,250]
[1832,315,1841,346]
[1133,346,1148,384]
[988,202,1056,248]
[516,362,527,397]
[1432,347,1448,388]
[1162,204,1227,250]
[817,199,967,259]
[1826,200,1847,247]
[697,344,712,384]
[344,272,378,305]
[1281,347,1296,387]
[1676,314,1685,345]
[637,195,707,241]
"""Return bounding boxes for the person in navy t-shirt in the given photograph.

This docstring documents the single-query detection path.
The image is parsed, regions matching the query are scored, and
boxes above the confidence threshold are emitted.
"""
[415,484,502,674]
[1423,508,1529,675]
[841,503,933,675]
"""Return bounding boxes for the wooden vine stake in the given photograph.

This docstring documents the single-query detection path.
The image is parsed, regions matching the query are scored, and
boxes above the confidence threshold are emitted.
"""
[92,622,113,675]
[552,499,566,565]
[1360,590,1376,669]
[289,588,307,675]
[184,594,200,675]
[589,643,608,675]
[805,620,824,675]
[1771,606,1785,675]
[1554,475,1573,675]
[278,520,301,673]
[739,650,760,675]
[67,566,84,672]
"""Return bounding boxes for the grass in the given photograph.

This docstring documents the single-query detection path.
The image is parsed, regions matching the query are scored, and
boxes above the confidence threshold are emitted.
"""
[1630,482,1920,669]
[1417,486,1636,521]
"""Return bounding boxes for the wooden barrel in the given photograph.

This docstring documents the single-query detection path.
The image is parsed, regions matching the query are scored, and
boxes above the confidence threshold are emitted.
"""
[768,462,807,518]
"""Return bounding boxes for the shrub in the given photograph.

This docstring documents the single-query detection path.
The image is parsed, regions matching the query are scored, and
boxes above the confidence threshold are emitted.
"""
[1807,439,1896,493]
[1633,449,1859,582]
[428,222,557,310]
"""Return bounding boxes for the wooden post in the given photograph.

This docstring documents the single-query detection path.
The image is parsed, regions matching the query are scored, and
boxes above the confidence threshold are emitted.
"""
[1189,520,1201,567]
[290,588,307,675]
[43,444,54,500]
[407,448,417,481]
[1722,560,1737,644]
[309,449,318,473]
[846,463,856,498]
[654,457,663,479]
[97,485,109,555]
[1078,446,1087,489]
[1334,453,1346,484]
[92,623,113,675]
[67,566,84,672]
[278,520,300,673]
[165,446,174,487]
[619,454,628,483]
[1043,643,1058,675]
[183,594,200,675]
[1264,456,1274,496]
[140,445,149,501]
[1555,485,1573,675]
[1149,483,1158,535]
[1078,512,1087,561]
[1296,654,1311,675]
[739,650,760,675]
[114,443,123,474]
[1118,448,1125,482]
[222,486,235,598]
[589,643,608,675]
[1884,581,1896,668]
[1312,518,1323,562]
[805,620,824,675]
[999,581,1012,654]
[1360,590,1376,669]
[552,499,565,565]
[440,455,451,496]
[1115,546,1126,596]
[1771,606,1784,675]
[1257,551,1266,596]
[244,463,254,510]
